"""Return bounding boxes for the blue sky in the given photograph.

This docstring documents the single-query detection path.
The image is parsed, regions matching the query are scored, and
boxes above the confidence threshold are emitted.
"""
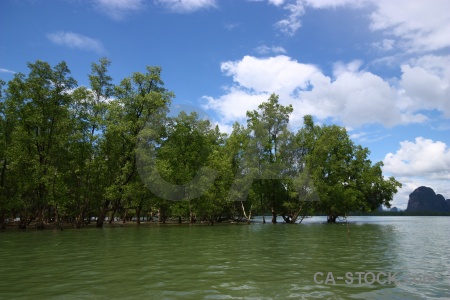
[1,0,449,209]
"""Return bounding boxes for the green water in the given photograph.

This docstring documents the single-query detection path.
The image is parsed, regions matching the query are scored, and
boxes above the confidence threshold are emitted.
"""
[0,216,449,299]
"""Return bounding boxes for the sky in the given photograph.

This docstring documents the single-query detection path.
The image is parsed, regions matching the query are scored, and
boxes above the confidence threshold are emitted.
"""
[1,0,449,209]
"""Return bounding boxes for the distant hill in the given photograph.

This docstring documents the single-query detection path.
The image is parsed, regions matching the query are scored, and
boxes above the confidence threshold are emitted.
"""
[406,186,450,213]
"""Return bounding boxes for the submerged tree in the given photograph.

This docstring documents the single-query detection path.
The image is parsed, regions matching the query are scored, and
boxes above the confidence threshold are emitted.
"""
[246,94,293,223]
[301,116,402,222]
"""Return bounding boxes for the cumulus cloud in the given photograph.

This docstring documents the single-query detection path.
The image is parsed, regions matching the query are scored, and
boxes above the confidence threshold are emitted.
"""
[221,55,318,94]
[94,0,144,20]
[383,137,450,179]
[301,62,428,127]
[383,137,450,209]
[156,0,217,13]
[399,55,450,117]
[203,55,440,129]
[203,88,270,123]
[47,31,105,54]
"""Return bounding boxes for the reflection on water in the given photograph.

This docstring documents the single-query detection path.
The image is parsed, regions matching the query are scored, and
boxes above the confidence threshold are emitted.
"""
[0,216,449,299]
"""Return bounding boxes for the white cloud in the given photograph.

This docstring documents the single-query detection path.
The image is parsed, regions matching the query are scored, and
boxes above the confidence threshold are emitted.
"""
[221,55,318,94]
[398,55,450,117]
[383,137,450,179]
[156,0,217,13]
[301,62,428,127]
[203,88,270,123]
[369,0,450,52]
[314,0,450,53]
[383,137,450,209]
[400,66,450,117]
[264,0,450,53]
[204,55,435,129]
[94,0,144,20]
[269,0,365,36]
[303,0,367,8]
[275,1,305,35]
[255,45,286,55]
[47,31,105,54]
[214,121,234,135]
[0,68,15,74]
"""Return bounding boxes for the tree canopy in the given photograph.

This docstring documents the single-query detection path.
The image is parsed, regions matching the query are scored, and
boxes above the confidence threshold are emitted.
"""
[0,59,401,229]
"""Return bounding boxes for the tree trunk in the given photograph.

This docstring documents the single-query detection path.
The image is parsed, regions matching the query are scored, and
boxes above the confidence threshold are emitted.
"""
[76,209,85,228]
[96,201,109,228]
[54,206,62,230]
[0,210,5,229]
[108,208,116,224]
[271,208,277,224]
[35,208,45,230]
[158,207,166,223]
[122,208,128,224]
[247,206,252,225]
[241,202,252,225]
[136,206,141,225]
[327,215,337,223]
[19,216,27,229]
[190,212,196,224]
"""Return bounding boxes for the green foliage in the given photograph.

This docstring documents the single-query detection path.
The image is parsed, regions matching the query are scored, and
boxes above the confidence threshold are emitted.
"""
[301,118,402,222]
[0,60,402,227]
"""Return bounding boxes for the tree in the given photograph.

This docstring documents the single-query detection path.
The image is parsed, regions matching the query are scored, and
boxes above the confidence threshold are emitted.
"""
[0,79,16,228]
[302,116,402,222]
[4,61,77,228]
[225,123,254,223]
[97,66,172,227]
[246,94,293,223]
[0,60,402,228]
[68,58,113,227]
[278,131,318,223]
[155,111,220,223]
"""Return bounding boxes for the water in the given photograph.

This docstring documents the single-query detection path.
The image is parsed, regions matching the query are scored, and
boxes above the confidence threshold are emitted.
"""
[0,216,449,299]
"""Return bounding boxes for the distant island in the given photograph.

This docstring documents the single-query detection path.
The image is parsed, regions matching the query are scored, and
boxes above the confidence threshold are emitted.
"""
[351,186,450,216]
[406,186,450,213]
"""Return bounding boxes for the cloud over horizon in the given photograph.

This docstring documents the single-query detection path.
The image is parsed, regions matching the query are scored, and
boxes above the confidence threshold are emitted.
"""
[203,54,449,129]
